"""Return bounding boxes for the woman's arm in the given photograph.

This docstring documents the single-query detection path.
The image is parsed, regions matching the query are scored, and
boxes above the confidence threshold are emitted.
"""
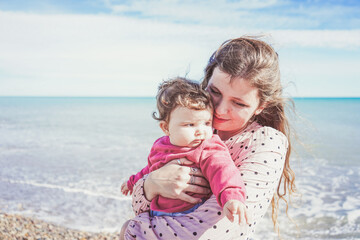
[130,176,151,215]
[144,158,210,202]
[131,158,210,215]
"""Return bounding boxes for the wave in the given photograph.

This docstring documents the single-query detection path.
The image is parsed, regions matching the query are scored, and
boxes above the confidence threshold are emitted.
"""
[0,178,131,201]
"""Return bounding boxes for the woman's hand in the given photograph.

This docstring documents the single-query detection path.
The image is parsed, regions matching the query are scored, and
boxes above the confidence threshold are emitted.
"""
[143,158,211,204]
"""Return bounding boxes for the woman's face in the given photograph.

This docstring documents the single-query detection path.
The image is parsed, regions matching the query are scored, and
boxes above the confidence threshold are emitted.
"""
[207,67,264,140]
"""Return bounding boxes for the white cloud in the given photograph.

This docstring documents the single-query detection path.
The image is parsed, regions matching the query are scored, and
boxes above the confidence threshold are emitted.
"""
[105,0,281,12]
[103,0,360,29]
[0,11,220,96]
[103,0,288,29]
[281,55,360,97]
[0,10,359,96]
[272,30,360,49]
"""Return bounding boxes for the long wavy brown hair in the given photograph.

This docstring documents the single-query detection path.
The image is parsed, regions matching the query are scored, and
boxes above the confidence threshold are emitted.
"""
[201,36,297,236]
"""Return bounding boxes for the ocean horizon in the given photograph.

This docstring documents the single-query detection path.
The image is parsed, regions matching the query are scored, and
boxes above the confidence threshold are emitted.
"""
[0,96,359,239]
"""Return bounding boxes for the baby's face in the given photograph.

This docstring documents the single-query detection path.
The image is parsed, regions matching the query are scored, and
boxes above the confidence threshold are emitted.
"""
[166,106,213,148]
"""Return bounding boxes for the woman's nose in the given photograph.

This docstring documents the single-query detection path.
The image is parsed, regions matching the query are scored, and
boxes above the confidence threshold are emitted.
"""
[215,98,228,115]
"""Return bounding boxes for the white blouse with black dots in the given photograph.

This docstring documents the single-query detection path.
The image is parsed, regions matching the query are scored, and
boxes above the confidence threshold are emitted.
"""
[126,121,288,240]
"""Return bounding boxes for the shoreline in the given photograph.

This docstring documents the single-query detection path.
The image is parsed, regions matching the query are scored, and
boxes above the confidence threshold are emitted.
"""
[0,212,121,240]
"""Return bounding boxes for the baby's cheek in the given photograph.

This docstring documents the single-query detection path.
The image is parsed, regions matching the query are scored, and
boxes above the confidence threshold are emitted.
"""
[206,129,214,139]
[183,130,196,141]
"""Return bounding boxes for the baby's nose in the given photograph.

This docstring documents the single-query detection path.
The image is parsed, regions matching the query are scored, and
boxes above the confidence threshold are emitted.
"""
[195,129,204,136]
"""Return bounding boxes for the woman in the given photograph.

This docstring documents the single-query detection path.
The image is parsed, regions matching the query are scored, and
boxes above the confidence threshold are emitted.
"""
[122,37,296,239]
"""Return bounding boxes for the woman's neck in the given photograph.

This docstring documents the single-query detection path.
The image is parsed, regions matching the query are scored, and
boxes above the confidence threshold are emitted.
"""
[217,130,240,141]
[217,121,255,141]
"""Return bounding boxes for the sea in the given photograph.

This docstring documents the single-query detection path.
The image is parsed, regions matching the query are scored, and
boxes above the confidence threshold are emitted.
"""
[0,97,359,239]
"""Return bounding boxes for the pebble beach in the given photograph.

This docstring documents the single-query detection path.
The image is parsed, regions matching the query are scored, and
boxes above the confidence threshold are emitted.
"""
[0,212,121,240]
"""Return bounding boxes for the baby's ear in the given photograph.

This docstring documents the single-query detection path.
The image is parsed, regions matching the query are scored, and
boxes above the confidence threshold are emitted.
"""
[159,121,170,136]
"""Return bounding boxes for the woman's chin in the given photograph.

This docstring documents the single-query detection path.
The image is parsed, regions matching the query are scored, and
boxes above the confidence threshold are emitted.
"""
[213,122,231,132]
[213,120,247,132]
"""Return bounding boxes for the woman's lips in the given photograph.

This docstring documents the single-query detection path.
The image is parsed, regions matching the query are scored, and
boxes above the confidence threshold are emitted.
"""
[213,115,229,124]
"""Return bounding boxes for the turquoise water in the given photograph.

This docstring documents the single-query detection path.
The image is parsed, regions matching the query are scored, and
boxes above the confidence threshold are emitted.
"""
[0,97,359,239]
[293,98,360,165]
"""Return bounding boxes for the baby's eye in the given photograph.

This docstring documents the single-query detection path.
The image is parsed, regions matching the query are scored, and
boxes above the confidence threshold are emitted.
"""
[205,121,212,126]
[185,123,194,127]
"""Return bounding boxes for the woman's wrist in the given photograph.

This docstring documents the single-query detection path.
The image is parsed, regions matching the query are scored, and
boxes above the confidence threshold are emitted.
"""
[143,172,158,201]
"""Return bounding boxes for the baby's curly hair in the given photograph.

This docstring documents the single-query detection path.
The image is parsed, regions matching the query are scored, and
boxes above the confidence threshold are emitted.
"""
[153,77,213,122]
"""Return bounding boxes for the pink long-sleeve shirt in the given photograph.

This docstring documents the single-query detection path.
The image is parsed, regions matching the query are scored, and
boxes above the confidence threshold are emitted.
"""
[127,134,246,213]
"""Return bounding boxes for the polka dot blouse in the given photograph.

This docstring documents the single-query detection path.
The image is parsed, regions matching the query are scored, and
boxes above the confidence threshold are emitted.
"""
[125,122,288,239]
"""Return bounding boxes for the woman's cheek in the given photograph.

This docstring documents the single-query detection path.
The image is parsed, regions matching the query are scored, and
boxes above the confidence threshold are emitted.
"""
[210,94,220,106]
[231,108,246,123]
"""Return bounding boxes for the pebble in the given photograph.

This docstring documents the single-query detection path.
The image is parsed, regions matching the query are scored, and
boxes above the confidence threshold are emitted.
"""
[0,212,121,240]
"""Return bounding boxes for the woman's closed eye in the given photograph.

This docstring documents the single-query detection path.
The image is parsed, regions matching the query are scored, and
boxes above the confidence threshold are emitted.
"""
[209,87,221,95]
[233,101,246,107]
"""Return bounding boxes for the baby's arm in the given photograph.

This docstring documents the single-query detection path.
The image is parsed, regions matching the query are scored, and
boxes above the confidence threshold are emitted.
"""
[199,137,246,220]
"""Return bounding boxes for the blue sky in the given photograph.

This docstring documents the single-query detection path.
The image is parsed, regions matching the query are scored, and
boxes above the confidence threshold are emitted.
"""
[0,0,359,97]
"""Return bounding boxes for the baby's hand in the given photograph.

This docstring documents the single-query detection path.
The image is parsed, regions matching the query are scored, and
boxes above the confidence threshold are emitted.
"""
[223,200,249,225]
[121,181,131,196]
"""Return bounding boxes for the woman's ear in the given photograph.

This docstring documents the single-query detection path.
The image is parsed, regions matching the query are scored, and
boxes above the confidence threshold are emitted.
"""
[255,102,268,115]
[159,121,170,136]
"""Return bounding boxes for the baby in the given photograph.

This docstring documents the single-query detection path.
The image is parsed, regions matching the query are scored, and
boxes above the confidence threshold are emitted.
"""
[121,77,247,222]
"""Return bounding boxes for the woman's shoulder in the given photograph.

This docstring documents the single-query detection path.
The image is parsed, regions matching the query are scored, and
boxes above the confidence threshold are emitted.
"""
[248,121,285,135]
[226,122,288,149]
[227,122,288,169]
[253,123,287,142]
